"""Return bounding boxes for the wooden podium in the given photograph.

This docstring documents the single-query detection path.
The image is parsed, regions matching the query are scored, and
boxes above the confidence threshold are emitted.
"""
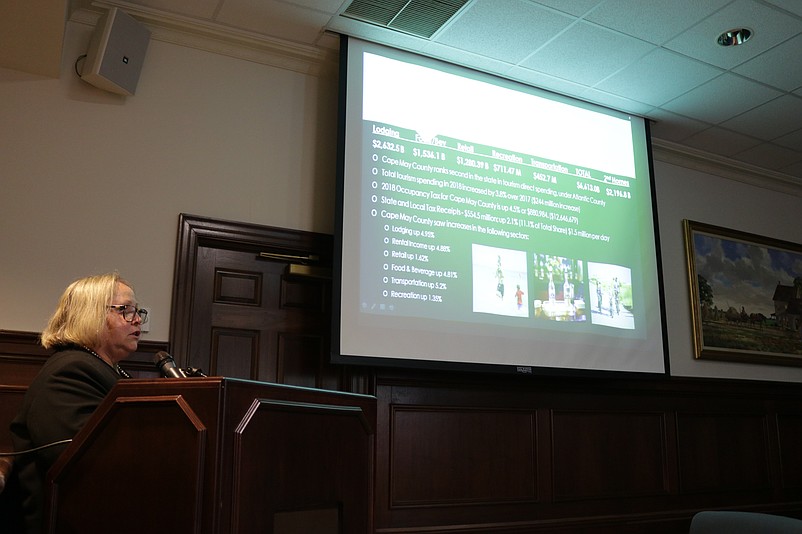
[44,377,376,534]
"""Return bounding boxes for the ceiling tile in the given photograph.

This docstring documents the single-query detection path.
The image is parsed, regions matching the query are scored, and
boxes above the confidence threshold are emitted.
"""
[64,0,802,183]
[282,0,343,12]
[328,14,432,52]
[126,0,220,19]
[682,126,763,157]
[733,33,802,91]
[434,0,573,64]
[529,0,604,18]
[648,109,711,142]
[217,0,333,44]
[773,128,802,151]
[419,41,516,75]
[594,48,722,107]
[763,0,802,18]
[518,21,654,86]
[732,141,802,170]
[585,0,730,45]
[721,94,802,140]
[778,159,802,178]
[661,73,782,124]
[577,87,656,118]
[503,65,590,98]
[663,0,802,70]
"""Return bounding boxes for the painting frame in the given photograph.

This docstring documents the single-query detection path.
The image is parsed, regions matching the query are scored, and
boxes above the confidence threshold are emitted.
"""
[683,220,802,366]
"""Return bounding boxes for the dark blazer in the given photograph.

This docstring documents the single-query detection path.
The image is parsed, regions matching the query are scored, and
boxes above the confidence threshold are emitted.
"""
[9,347,121,534]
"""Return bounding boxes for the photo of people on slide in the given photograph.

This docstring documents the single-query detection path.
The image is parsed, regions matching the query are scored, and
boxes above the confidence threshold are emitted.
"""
[588,262,634,329]
[472,244,529,318]
[531,254,586,322]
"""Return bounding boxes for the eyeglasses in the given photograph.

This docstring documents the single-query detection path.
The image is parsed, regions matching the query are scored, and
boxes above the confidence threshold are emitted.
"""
[108,305,149,324]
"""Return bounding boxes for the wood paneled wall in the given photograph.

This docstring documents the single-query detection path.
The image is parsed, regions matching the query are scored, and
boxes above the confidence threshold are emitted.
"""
[0,331,167,451]
[4,331,802,533]
[372,370,802,533]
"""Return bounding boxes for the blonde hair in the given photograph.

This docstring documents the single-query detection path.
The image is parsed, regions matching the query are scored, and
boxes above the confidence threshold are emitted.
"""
[40,272,133,349]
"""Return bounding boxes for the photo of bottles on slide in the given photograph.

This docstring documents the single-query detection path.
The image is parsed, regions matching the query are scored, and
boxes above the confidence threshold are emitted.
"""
[472,246,634,330]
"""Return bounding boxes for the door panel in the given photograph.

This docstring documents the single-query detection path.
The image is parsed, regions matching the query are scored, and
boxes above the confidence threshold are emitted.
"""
[187,246,334,387]
[170,214,371,394]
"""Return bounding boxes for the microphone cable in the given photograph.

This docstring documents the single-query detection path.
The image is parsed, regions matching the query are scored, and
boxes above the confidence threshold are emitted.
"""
[0,439,73,457]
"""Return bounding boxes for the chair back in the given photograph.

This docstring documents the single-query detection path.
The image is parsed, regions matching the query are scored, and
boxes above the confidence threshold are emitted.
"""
[690,510,802,533]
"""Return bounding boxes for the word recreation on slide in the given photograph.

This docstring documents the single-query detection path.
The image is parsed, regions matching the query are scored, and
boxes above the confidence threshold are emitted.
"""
[364,121,637,331]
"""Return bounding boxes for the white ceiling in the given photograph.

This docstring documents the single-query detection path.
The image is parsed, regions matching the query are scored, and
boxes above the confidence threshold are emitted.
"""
[9,0,802,187]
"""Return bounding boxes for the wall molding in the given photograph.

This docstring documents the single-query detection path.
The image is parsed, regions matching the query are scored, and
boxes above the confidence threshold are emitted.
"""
[69,1,338,78]
[66,3,802,198]
[0,329,168,381]
[652,138,802,198]
[373,370,802,533]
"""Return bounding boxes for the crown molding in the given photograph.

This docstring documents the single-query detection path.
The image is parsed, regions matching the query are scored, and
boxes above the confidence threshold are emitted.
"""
[69,1,338,78]
[66,2,802,198]
[651,138,802,198]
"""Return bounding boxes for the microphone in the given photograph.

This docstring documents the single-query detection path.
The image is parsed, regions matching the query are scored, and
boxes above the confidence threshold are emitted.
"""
[153,351,187,378]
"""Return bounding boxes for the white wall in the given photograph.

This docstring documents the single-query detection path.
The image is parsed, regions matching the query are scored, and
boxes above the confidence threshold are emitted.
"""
[0,20,338,340]
[2,20,801,382]
[655,160,802,382]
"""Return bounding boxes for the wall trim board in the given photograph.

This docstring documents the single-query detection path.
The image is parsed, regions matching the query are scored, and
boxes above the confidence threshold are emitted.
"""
[69,3,337,78]
[0,329,168,382]
[652,139,802,198]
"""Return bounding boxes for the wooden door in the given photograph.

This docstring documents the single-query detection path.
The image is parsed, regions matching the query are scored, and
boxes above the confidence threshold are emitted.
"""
[169,214,361,391]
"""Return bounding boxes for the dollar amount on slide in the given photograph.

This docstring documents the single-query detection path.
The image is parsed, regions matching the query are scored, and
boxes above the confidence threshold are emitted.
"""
[373,139,405,153]
[456,155,489,170]
[413,147,445,160]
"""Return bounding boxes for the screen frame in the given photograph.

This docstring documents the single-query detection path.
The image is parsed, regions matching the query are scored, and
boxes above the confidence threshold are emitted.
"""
[331,35,670,379]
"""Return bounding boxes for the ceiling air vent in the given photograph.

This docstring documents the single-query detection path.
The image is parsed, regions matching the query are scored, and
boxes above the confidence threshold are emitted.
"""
[342,0,468,39]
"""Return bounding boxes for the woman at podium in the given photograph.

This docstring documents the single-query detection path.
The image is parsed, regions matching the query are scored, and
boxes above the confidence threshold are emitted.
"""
[9,272,145,534]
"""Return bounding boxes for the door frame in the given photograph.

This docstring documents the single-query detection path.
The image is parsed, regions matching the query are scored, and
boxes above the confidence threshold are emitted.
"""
[169,213,333,367]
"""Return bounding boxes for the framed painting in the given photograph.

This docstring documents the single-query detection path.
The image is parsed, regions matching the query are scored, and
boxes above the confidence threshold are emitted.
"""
[684,220,802,366]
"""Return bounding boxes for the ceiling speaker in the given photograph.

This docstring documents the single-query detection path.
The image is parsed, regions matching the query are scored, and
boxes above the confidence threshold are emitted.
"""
[81,7,150,96]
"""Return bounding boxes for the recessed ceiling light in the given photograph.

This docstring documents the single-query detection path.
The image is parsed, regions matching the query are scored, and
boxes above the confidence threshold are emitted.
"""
[717,28,752,46]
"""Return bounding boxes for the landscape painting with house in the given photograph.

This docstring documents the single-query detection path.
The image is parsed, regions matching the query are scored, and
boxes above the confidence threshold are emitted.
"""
[692,229,802,359]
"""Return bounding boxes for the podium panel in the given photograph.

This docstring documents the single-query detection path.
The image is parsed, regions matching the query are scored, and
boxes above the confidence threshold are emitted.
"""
[46,378,375,534]
[232,399,372,533]
[48,395,206,533]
